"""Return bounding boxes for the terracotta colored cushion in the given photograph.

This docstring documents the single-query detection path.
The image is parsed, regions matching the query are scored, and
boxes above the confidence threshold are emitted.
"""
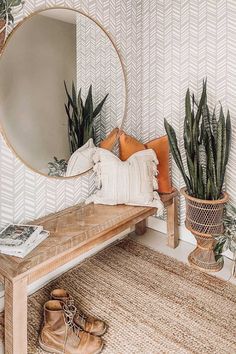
[99,128,120,151]
[119,133,172,193]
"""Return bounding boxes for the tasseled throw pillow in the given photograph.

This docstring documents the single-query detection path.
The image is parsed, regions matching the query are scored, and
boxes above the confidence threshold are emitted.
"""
[86,148,163,215]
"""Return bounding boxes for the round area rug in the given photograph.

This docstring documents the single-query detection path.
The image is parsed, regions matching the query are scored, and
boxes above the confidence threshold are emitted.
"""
[28,238,236,354]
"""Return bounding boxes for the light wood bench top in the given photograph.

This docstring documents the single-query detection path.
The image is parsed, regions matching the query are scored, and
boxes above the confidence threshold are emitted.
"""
[0,204,155,281]
[0,190,178,282]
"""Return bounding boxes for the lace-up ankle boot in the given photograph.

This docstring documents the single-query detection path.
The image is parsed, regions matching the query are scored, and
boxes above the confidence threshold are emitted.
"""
[51,289,107,336]
[39,300,104,354]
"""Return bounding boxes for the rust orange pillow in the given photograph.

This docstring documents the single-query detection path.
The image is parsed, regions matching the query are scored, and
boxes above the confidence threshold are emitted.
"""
[99,128,120,151]
[119,133,172,194]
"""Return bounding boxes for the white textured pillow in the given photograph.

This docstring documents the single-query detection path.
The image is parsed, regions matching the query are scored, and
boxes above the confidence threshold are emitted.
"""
[66,138,95,176]
[86,148,163,213]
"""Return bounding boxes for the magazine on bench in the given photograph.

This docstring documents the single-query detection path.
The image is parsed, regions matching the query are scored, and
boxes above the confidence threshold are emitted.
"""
[0,224,49,257]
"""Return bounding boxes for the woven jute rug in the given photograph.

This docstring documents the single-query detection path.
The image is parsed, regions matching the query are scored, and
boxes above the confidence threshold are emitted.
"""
[28,239,236,354]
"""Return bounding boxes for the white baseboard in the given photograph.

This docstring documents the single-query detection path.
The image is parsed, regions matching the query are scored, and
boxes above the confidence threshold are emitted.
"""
[0,228,131,312]
[147,216,233,260]
[147,216,196,245]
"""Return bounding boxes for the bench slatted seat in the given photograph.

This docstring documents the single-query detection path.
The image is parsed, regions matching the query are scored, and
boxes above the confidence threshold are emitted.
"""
[1,189,178,354]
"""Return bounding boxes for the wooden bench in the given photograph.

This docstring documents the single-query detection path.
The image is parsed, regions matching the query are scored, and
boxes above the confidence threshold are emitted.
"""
[0,189,178,353]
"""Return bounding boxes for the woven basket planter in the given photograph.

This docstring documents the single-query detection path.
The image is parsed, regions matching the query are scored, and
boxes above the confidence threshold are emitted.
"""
[181,187,229,272]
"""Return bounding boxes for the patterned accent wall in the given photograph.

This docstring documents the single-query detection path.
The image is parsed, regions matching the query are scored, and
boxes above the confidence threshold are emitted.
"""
[0,0,142,228]
[0,0,235,229]
[76,13,126,144]
[140,0,236,224]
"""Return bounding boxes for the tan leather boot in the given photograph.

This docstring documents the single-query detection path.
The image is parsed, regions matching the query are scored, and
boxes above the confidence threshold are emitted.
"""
[51,289,107,336]
[39,300,104,354]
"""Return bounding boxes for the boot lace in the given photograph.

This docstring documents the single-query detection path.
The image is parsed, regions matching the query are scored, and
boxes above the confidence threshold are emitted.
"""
[65,298,87,327]
[63,304,81,336]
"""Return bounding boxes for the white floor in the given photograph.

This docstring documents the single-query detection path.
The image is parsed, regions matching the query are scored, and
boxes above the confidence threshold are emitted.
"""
[131,228,236,285]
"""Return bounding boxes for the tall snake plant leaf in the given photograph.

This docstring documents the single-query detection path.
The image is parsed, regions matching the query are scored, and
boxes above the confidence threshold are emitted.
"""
[64,82,108,152]
[77,88,83,123]
[220,110,232,192]
[184,118,195,191]
[9,0,23,6]
[72,82,78,116]
[221,108,227,190]
[196,79,207,123]
[225,111,232,167]
[65,102,76,154]
[211,107,218,141]
[64,81,76,111]
[84,85,93,127]
[198,165,205,199]
[71,82,81,144]
[202,103,218,198]
[184,89,196,192]
[93,93,109,118]
[185,89,193,158]
[186,153,195,191]
[199,144,207,197]
[164,119,192,193]
[193,80,207,150]
[216,107,225,196]
[206,178,211,200]
[193,153,199,196]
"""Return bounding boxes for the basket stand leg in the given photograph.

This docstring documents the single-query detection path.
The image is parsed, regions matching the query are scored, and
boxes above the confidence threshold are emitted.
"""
[188,232,223,272]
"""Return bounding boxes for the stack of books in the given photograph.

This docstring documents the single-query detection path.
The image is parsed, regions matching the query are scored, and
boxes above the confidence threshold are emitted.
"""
[0,224,49,258]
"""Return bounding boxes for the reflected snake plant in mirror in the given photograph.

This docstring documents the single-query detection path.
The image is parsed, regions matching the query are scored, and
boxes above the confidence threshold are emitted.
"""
[64,81,108,154]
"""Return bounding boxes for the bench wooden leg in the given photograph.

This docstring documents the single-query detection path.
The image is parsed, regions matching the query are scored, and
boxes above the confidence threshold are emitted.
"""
[135,219,147,235]
[167,197,179,248]
[4,276,28,354]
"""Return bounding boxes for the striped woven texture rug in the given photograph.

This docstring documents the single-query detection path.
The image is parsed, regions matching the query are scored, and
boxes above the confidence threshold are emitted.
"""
[28,239,236,354]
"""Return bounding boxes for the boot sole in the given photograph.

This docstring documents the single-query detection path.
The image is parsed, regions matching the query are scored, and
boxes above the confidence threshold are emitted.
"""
[39,336,105,354]
[38,337,63,354]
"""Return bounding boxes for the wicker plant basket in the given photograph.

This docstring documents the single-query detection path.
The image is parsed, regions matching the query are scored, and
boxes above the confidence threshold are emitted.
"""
[181,187,229,272]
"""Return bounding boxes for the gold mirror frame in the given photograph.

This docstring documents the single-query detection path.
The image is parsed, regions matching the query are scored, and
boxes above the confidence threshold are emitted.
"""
[0,6,127,180]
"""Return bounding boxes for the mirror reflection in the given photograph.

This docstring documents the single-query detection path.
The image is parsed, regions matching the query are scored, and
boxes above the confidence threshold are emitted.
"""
[0,8,126,177]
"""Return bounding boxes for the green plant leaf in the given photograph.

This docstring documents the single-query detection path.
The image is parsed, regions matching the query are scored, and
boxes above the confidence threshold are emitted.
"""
[93,93,109,118]
[10,0,23,6]
[84,85,93,126]
[64,82,108,152]
[219,110,231,192]
[216,107,225,195]
[164,118,192,193]
[72,81,78,115]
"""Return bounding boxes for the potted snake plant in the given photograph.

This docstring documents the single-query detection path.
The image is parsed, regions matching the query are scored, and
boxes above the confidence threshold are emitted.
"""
[165,80,231,272]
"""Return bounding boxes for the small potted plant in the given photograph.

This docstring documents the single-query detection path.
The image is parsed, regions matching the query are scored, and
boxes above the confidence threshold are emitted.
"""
[214,204,236,277]
[165,80,231,272]
[0,0,24,49]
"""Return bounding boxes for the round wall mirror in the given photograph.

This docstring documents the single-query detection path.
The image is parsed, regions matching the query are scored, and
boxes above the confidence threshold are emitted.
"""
[0,8,126,178]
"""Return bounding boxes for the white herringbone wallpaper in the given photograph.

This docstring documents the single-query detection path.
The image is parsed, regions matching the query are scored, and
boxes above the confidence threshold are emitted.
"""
[76,13,125,145]
[141,0,236,223]
[0,0,236,228]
